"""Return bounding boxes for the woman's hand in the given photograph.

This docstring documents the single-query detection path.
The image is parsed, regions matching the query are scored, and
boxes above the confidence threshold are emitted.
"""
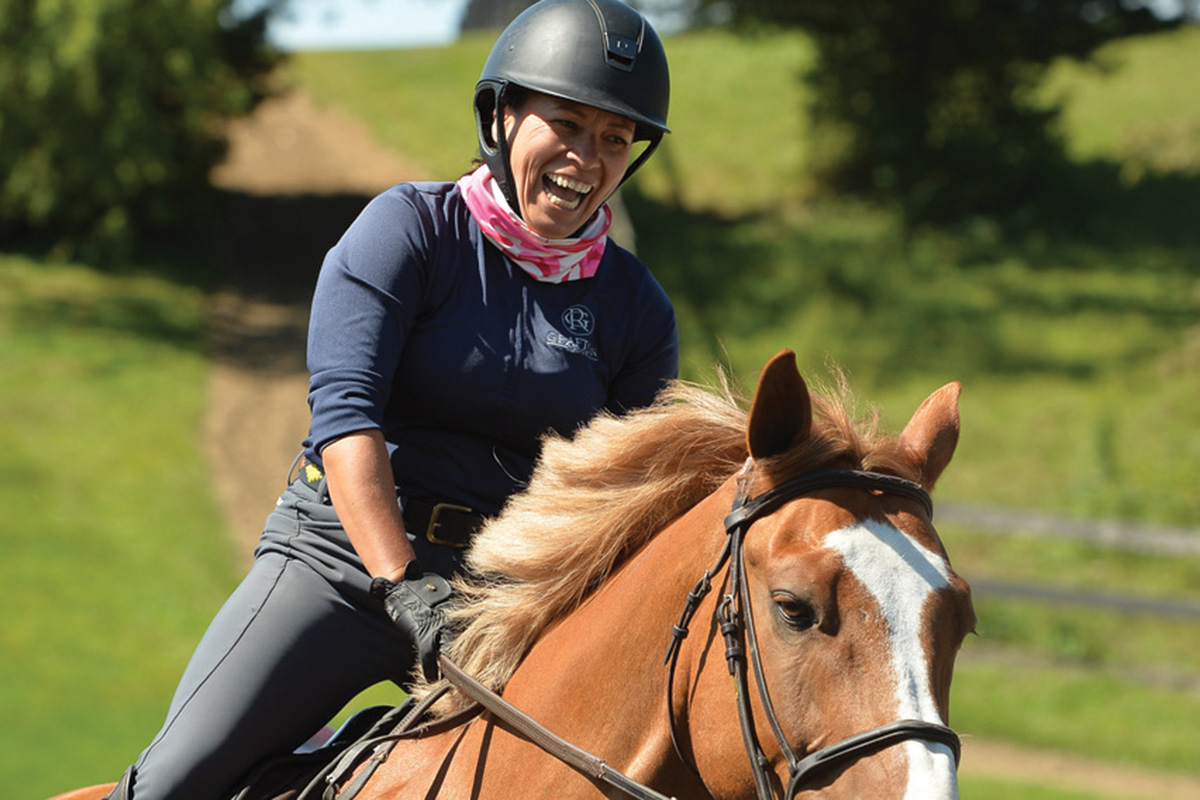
[371,561,452,681]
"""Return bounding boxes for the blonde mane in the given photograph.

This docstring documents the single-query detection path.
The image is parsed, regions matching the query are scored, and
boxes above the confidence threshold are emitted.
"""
[417,373,915,707]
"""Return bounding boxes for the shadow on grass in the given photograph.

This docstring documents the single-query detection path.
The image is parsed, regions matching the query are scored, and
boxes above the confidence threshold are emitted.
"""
[627,155,1200,386]
[208,190,373,305]
[623,186,777,374]
[6,188,377,378]
[1026,158,1200,259]
[149,189,375,370]
[15,151,1193,384]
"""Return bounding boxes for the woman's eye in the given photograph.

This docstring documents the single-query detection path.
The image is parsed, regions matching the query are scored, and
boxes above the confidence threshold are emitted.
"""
[773,594,818,630]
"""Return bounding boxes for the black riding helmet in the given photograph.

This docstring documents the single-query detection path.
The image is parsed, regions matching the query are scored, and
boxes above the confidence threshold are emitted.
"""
[474,0,671,217]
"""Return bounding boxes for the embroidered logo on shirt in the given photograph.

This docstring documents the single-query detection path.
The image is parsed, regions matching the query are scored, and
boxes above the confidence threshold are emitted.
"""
[547,304,598,361]
[561,305,595,336]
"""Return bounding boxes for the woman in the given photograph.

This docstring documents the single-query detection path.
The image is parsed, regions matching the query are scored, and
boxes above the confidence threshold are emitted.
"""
[110,1,676,798]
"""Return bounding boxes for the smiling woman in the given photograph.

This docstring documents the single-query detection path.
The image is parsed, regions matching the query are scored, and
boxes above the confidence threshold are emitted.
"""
[63,3,682,800]
[502,93,636,238]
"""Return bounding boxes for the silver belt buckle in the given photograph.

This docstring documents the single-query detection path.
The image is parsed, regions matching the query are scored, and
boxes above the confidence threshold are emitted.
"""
[425,502,475,548]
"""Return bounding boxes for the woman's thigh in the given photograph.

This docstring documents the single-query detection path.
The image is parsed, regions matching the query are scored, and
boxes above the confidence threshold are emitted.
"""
[131,553,413,800]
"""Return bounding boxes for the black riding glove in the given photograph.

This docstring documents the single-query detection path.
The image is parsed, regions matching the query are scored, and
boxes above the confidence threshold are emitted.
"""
[370,561,453,682]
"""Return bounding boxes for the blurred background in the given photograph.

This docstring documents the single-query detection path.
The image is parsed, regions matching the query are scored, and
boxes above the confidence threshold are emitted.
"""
[2,1,1198,797]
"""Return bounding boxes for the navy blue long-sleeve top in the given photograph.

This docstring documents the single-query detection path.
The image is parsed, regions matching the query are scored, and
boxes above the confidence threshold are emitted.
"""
[302,181,678,516]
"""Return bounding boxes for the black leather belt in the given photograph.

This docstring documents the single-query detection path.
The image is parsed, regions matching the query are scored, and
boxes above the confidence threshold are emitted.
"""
[402,498,483,549]
[295,456,482,548]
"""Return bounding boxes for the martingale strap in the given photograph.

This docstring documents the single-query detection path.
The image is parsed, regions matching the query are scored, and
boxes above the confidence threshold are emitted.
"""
[439,656,677,800]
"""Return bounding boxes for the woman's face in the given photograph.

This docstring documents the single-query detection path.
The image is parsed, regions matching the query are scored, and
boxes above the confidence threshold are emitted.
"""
[503,92,636,239]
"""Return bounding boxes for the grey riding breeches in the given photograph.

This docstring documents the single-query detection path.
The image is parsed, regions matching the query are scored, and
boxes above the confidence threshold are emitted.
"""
[127,478,429,800]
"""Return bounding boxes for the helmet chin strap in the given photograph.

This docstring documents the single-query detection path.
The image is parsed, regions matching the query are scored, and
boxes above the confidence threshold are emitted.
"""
[620,133,661,189]
[490,83,523,217]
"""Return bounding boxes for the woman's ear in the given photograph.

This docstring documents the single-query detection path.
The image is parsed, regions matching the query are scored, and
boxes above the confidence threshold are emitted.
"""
[498,105,520,142]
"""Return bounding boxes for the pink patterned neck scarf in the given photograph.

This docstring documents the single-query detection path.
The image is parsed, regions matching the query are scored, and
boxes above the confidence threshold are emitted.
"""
[457,165,611,284]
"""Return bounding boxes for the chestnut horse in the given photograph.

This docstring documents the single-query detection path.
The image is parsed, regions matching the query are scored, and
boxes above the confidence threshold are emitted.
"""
[52,350,974,800]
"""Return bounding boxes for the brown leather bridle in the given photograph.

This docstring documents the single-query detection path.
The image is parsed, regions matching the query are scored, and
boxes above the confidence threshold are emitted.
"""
[665,465,962,800]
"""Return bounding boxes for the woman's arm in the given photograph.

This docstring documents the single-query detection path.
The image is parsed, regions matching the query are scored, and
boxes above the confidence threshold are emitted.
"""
[324,428,449,680]
[321,429,415,582]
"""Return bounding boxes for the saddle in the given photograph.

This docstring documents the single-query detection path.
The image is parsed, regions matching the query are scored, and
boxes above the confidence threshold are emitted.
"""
[226,703,399,800]
[228,685,479,800]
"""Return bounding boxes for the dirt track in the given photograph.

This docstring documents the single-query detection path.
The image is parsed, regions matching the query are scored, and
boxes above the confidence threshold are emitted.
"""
[206,90,421,560]
[204,89,1200,800]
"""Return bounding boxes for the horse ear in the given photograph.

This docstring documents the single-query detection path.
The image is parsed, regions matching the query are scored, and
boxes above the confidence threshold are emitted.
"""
[747,350,812,460]
[899,382,962,489]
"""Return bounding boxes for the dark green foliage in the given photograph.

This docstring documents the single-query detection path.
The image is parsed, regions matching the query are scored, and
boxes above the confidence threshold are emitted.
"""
[460,0,537,31]
[695,0,1179,223]
[0,0,279,259]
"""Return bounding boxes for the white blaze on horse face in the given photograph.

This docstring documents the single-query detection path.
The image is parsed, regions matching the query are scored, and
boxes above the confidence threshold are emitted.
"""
[824,519,959,800]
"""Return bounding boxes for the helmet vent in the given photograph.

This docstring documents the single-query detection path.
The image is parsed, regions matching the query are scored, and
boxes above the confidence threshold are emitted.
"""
[605,33,638,71]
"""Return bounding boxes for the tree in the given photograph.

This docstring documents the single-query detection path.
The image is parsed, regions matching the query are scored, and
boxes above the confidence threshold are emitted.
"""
[693,0,1180,222]
[458,1,675,34]
[0,0,279,258]
[460,0,537,31]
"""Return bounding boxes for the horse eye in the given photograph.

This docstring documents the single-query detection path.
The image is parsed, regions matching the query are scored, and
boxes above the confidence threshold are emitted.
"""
[773,593,818,630]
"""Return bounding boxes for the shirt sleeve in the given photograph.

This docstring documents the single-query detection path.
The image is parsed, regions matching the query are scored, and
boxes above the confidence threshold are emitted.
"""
[604,268,679,414]
[306,187,432,457]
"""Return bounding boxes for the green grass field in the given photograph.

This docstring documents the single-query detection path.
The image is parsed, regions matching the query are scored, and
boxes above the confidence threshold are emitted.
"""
[0,255,238,794]
[5,23,1200,800]
[958,776,1150,800]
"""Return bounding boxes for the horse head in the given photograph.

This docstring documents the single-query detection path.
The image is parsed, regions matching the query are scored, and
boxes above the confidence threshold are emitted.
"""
[683,351,975,800]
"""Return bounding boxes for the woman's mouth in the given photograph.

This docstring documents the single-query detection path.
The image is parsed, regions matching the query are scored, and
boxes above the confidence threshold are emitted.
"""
[543,173,592,211]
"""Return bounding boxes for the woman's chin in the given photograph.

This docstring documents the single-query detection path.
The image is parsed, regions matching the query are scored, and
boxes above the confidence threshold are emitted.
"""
[524,203,587,239]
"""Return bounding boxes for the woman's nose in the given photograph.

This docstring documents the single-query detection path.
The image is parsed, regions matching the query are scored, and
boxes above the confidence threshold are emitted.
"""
[568,131,601,166]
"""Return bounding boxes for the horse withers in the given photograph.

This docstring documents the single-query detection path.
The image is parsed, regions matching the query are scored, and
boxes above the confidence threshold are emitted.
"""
[51,349,975,799]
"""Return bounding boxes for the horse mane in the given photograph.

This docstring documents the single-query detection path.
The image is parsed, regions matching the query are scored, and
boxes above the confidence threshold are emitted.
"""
[415,372,918,708]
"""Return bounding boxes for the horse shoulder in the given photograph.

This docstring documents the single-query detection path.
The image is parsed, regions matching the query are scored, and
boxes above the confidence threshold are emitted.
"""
[350,730,462,800]
[43,785,115,800]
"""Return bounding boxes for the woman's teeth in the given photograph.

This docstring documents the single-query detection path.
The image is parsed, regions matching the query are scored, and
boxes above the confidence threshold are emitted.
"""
[544,174,592,210]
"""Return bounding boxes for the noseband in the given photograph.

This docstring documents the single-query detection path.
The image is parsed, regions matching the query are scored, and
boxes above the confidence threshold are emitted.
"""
[665,464,962,800]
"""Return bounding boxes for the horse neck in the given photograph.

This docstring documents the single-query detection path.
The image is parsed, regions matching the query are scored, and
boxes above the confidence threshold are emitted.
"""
[494,478,739,789]
[512,474,736,690]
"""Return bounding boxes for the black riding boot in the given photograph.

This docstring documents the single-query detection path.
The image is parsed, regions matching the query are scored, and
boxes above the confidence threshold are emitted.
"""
[103,766,135,800]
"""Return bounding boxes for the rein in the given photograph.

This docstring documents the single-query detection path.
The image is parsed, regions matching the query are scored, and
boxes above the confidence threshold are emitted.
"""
[439,656,677,800]
[665,464,961,800]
